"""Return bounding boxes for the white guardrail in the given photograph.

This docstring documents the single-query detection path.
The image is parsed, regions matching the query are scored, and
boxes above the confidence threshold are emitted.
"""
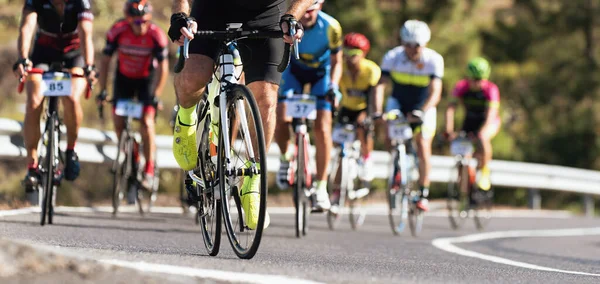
[0,118,598,214]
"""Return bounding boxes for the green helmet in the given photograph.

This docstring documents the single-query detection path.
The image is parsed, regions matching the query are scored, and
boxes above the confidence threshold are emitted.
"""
[466,57,491,80]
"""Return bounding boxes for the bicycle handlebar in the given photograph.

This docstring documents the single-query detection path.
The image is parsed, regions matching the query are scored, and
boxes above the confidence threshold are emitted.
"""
[18,68,92,99]
[174,29,298,74]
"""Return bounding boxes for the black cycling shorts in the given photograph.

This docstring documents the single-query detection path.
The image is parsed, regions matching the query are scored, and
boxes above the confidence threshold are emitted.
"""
[461,118,485,134]
[189,1,286,85]
[337,107,367,124]
[30,44,84,70]
[112,71,155,105]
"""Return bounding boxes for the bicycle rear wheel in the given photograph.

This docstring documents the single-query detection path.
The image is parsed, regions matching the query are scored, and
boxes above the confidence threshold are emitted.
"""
[40,117,55,226]
[112,131,131,216]
[219,84,267,259]
[447,163,469,229]
[474,186,493,230]
[408,192,424,237]
[198,115,221,256]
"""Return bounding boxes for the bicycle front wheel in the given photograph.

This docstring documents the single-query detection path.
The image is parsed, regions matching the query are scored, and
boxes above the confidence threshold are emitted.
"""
[327,149,345,230]
[40,116,56,226]
[387,148,407,235]
[112,131,131,216]
[447,163,469,230]
[219,84,267,259]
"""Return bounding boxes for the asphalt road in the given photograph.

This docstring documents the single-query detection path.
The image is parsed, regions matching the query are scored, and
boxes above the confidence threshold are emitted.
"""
[1,205,599,283]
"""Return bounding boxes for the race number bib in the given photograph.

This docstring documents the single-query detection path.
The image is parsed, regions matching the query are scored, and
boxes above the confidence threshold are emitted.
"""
[285,95,316,120]
[450,139,474,156]
[41,72,71,97]
[115,100,144,119]
[388,120,413,140]
[332,124,355,144]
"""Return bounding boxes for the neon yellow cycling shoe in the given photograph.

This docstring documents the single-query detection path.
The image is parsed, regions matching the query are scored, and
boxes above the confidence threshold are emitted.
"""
[240,163,269,230]
[476,166,491,191]
[173,112,198,171]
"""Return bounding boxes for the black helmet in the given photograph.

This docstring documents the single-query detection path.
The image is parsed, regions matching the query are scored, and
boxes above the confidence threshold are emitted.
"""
[124,0,152,17]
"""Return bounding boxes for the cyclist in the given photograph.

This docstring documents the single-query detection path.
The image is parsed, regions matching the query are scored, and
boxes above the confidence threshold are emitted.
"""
[337,32,381,182]
[275,0,343,212]
[374,20,444,211]
[445,57,500,191]
[13,0,96,193]
[168,0,312,229]
[97,0,169,190]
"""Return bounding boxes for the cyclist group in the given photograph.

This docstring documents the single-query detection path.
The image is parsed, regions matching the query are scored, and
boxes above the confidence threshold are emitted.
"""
[13,0,500,229]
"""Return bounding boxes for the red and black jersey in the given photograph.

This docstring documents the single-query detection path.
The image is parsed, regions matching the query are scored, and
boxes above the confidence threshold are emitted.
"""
[103,19,168,79]
[24,0,94,53]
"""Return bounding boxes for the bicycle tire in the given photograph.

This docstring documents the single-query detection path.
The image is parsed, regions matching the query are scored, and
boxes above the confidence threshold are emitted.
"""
[40,116,55,226]
[198,115,222,256]
[219,84,267,259]
[295,132,309,238]
[326,149,345,230]
[447,163,469,229]
[406,149,423,237]
[387,148,406,235]
[348,159,366,230]
[474,186,493,230]
[113,131,131,215]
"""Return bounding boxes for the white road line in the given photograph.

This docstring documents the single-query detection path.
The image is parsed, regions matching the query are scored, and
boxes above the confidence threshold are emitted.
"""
[0,207,37,217]
[432,227,600,276]
[102,259,324,284]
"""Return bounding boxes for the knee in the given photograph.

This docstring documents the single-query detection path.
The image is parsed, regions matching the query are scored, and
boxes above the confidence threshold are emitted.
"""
[174,56,212,98]
[315,118,331,135]
[140,117,154,133]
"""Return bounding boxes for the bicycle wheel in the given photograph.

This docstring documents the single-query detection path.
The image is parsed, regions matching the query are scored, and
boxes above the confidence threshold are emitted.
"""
[219,84,267,259]
[407,150,423,237]
[447,163,469,229]
[327,149,345,230]
[408,192,424,237]
[40,116,55,226]
[387,148,407,235]
[348,160,366,230]
[474,186,493,230]
[198,115,221,256]
[295,133,309,237]
[112,131,131,216]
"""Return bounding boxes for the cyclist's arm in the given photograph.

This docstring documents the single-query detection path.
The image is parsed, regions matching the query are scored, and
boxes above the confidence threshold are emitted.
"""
[172,0,191,14]
[97,54,111,91]
[421,77,442,112]
[78,18,94,67]
[479,84,500,137]
[17,8,37,60]
[445,100,458,134]
[367,65,382,116]
[328,19,343,89]
[153,28,169,97]
[374,76,390,115]
[155,59,169,97]
[285,0,315,19]
[330,52,342,88]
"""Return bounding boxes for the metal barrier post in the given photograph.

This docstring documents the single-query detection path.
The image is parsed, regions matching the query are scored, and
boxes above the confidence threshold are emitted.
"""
[528,189,541,210]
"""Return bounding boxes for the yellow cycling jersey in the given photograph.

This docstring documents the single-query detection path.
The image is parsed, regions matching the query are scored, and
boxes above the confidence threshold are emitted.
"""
[340,59,381,111]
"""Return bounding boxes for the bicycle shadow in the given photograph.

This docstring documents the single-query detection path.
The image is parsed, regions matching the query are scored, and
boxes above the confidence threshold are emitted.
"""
[0,219,200,235]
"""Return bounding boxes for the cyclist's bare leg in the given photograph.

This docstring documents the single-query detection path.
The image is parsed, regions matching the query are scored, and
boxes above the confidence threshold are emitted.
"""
[174,54,213,109]
[61,72,86,149]
[247,81,278,149]
[415,133,432,188]
[275,103,292,155]
[140,110,156,168]
[355,111,371,158]
[23,75,44,167]
[315,110,332,181]
[113,114,126,141]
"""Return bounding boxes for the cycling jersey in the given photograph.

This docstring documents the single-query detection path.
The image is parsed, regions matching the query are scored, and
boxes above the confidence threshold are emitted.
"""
[103,19,168,79]
[452,79,500,133]
[291,11,342,72]
[24,0,94,53]
[380,46,444,113]
[340,59,381,111]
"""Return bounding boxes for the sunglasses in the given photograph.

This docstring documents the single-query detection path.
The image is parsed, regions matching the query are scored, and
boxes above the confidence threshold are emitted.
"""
[129,17,148,25]
[343,48,364,57]
[403,42,422,48]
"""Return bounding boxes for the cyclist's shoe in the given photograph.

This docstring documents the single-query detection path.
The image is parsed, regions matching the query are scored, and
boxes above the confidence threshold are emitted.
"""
[64,150,80,181]
[416,197,429,211]
[276,158,292,190]
[240,164,270,230]
[358,157,374,182]
[173,115,198,171]
[476,166,491,191]
[22,168,40,193]
[311,182,331,212]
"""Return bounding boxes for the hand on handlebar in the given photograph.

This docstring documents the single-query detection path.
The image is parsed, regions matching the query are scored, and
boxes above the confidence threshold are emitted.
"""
[280,14,304,45]
[443,131,457,141]
[168,13,198,46]
[13,58,32,80]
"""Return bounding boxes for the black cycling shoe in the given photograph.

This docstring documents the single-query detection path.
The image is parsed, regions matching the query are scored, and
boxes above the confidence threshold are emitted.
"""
[22,169,40,193]
[65,150,80,181]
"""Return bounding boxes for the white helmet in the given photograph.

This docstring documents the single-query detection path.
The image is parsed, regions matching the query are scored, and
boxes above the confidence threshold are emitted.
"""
[400,20,431,46]
[308,0,324,10]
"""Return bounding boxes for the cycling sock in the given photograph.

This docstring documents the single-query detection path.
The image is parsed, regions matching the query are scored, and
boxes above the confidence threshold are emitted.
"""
[419,185,430,198]
[315,180,327,191]
[144,160,155,175]
[177,105,197,125]
[27,161,38,170]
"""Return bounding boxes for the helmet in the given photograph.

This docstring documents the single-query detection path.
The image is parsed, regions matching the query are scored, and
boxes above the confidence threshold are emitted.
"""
[466,57,491,80]
[343,33,370,55]
[400,20,431,46]
[308,0,324,11]
[124,0,152,17]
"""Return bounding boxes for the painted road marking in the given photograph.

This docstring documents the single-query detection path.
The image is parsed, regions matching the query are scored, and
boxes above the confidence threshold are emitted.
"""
[432,227,600,276]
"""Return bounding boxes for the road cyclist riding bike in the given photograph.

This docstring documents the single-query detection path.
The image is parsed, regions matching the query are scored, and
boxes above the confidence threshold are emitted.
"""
[14,0,96,197]
[168,0,310,259]
[97,0,169,191]
[445,57,500,229]
[375,19,444,213]
[276,0,343,213]
[327,32,381,229]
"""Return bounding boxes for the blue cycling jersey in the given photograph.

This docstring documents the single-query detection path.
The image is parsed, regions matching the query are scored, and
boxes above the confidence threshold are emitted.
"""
[290,11,342,72]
